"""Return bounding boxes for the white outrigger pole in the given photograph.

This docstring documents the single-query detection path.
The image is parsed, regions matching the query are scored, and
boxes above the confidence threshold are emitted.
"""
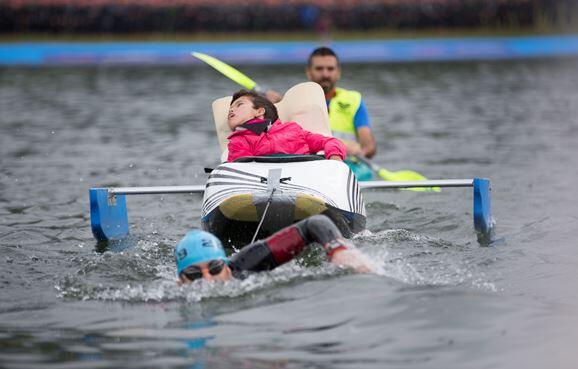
[89,178,493,243]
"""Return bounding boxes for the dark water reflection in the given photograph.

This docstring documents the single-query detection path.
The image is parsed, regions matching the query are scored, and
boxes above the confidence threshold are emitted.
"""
[1,59,578,368]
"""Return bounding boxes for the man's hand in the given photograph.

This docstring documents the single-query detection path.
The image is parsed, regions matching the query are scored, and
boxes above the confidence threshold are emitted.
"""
[265,89,283,103]
[356,127,376,158]
[329,248,376,273]
[344,140,363,156]
[329,155,342,161]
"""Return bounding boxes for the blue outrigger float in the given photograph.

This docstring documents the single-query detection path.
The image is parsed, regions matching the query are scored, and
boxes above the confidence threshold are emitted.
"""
[89,83,493,246]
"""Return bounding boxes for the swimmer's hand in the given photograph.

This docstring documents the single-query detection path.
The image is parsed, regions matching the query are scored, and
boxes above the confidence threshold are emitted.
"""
[329,248,376,273]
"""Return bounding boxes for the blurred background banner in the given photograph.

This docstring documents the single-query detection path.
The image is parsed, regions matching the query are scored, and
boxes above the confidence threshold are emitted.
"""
[2,36,578,65]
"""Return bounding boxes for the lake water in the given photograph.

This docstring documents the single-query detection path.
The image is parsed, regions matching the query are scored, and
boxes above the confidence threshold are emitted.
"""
[1,58,578,368]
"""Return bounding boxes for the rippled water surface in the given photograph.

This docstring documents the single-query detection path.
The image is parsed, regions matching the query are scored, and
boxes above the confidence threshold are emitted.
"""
[1,59,578,368]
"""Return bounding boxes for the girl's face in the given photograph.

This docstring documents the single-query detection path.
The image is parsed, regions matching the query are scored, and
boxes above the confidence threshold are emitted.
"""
[228,95,265,130]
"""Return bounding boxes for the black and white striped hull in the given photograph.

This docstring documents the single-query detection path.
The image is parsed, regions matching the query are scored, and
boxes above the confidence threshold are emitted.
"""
[201,159,366,247]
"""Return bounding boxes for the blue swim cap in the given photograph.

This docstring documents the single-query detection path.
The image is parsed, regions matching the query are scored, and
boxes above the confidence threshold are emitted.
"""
[175,230,228,275]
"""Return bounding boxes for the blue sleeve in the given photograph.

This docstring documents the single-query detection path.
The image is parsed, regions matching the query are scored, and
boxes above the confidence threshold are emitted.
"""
[353,99,371,129]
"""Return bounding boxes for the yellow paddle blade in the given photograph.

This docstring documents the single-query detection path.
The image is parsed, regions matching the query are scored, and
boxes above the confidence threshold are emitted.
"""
[192,52,257,91]
[377,169,441,192]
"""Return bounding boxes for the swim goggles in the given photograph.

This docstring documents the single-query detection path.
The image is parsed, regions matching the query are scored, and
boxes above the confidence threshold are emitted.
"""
[181,259,227,281]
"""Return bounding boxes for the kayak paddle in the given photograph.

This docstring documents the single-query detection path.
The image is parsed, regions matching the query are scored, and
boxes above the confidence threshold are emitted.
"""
[354,155,441,192]
[192,52,266,93]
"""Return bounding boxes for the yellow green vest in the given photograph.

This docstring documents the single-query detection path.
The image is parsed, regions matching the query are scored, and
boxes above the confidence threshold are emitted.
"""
[328,87,362,143]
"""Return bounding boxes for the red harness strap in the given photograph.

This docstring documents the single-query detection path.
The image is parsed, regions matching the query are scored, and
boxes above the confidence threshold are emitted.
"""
[265,225,306,265]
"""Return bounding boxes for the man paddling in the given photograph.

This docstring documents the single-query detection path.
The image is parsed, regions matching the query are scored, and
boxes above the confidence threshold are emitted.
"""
[267,47,377,180]
[306,47,376,159]
[175,215,376,283]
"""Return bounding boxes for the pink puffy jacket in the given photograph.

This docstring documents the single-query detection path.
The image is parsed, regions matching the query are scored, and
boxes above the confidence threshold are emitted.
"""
[227,120,346,163]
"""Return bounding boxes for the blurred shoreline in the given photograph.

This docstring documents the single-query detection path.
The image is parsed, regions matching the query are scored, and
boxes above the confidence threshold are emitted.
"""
[2,0,576,41]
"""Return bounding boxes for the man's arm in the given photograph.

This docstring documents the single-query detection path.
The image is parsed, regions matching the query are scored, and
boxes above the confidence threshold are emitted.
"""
[228,222,306,277]
[229,215,376,275]
[357,127,376,158]
[281,215,376,273]
[353,100,376,158]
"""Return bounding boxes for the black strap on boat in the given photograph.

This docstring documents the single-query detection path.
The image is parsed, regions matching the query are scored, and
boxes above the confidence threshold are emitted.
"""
[233,155,324,163]
[260,176,291,183]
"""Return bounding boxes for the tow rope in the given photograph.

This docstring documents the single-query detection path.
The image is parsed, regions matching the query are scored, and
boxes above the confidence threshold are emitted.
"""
[251,187,276,244]
[250,168,288,244]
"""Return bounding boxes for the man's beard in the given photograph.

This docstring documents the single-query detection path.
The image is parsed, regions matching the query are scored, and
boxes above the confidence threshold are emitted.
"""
[317,80,334,94]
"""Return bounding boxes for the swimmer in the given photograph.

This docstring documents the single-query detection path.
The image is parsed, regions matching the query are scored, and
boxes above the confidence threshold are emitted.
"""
[175,215,375,283]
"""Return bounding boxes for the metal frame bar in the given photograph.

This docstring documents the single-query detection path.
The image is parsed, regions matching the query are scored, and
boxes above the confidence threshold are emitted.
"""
[109,185,206,195]
[89,178,493,244]
[359,179,473,190]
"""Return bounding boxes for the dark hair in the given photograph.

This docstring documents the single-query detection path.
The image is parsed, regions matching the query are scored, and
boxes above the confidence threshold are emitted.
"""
[231,89,278,122]
[307,47,340,67]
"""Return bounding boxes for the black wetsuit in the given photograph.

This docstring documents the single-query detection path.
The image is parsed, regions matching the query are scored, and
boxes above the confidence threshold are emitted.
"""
[229,215,348,279]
